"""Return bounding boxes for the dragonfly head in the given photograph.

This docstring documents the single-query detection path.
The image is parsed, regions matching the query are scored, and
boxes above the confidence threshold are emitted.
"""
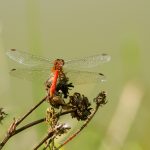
[53,59,65,71]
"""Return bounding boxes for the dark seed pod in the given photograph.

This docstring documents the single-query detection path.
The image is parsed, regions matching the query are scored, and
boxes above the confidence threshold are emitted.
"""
[69,93,92,121]
[0,108,8,124]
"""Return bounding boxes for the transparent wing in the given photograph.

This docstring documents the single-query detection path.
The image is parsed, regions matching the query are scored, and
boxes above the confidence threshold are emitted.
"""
[6,49,111,70]
[64,69,106,85]
[64,53,111,69]
[6,49,52,68]
[9,68,106,85]
[9,68,50,82]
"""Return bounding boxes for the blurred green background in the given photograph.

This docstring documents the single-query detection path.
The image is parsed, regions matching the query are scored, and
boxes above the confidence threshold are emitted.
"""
[0,0,150,150]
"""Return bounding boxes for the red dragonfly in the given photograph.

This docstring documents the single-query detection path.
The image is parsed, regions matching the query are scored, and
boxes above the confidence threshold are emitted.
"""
[6,49,111,97]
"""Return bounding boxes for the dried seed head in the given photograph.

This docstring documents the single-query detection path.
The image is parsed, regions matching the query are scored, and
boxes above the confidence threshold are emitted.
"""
[69,93,92,121]
[0,108,7,124]
[94,91,107,106]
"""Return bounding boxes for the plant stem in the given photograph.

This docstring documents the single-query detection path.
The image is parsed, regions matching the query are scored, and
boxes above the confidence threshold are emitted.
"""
[55,95,103,150]
[33,131,55,150]
[0,106,76,150]
[16,96,47,126]
[0,96,47,150]
[15,118,45,136]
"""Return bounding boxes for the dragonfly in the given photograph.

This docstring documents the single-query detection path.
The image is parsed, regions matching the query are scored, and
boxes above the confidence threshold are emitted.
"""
[6,49,111,96]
